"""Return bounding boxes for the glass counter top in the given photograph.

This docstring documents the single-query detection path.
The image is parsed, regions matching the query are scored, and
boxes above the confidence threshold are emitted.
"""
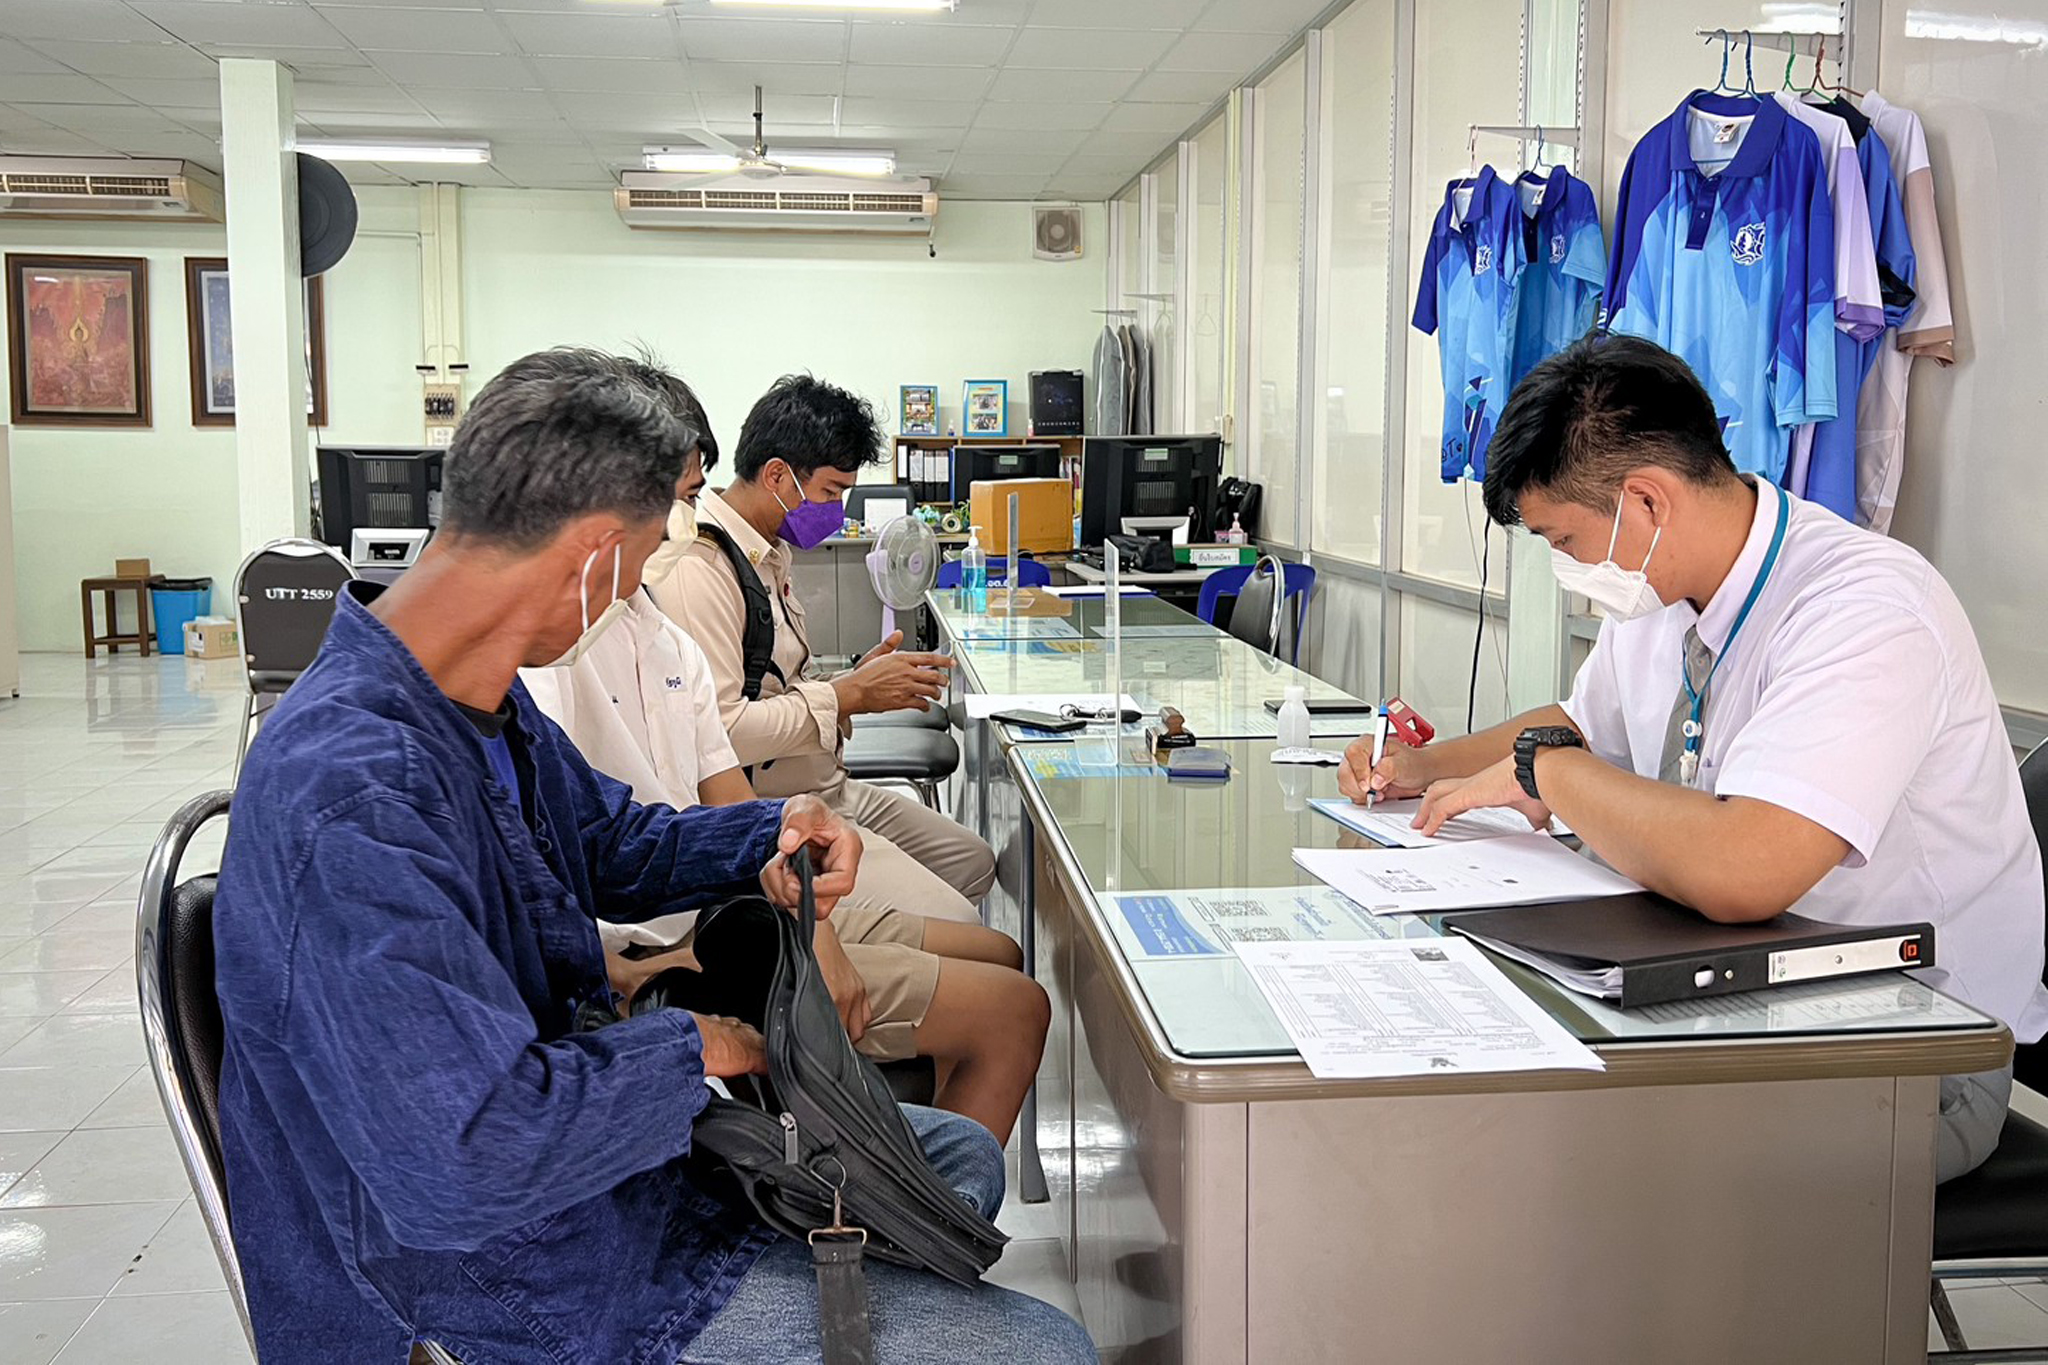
[1012,736,1995,1059]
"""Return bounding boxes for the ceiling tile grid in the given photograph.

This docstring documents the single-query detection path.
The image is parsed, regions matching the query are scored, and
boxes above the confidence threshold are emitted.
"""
[0,0,1336,201]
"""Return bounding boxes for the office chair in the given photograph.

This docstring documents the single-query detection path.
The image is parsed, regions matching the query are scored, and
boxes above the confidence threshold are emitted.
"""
[935,556,1053,590]
[1928,740,2048,1359]
[842,721,961,811]
[1198,557,1316,663]
[138,791,464,1365]
[233,539,355,778]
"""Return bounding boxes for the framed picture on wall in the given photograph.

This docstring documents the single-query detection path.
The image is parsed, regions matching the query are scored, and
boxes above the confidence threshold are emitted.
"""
[962,379,1008,437]
[900,383,939,437]
[184,258,328,427]
[5,253,151,428]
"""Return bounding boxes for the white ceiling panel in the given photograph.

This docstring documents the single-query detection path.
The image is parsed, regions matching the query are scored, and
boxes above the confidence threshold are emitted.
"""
[959,125,1090,156]
[1157,29,1273,73]
[986,68,1137,103]
[529,56,693,95]
[19,101,182,132]
[683,61,846,98]
[292,82,428,116]
[1004,28,1176,71]
[836,98,979,129]
[970,101,1110,132]
[1101,100,1211,132]
[0,1,172,43]
[841,63,993,101]
[0,73,126,104]
[410,89,567,126]
[673,18,846,65]
[92,75,222,109]
[102,130,221,159]
[134,2,348,49]
[549,91,698,132]
[845,21,1012,68]
[695,91,837,126]
[367,51,535,90]
[0,106,56,132]
[26,38,219,79]
[1126,69,1234,104]
[0,128,115,154]
[0,38,67,74]
[498,11,677,60]
[1193,0,1333,35]
[940,173,1055,196]
[1028,0,1208,26]
[316,5,510,54]
[1078,127,1181,158]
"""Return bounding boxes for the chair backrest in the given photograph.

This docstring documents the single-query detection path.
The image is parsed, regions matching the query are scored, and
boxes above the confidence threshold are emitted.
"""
[2023,742,2048,977]
[1198,559,1317,661]
[235,538,355,690]
[137,790,252,1349]
[935,555,1052,589]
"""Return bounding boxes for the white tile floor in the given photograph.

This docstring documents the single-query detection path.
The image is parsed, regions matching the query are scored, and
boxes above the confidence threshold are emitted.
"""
[0,650,1078,1361]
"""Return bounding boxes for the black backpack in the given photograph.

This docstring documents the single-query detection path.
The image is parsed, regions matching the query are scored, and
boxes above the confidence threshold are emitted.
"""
[696,522,784,703]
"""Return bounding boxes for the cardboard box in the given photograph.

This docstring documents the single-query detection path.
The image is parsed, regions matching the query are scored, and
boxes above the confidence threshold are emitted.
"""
[967,477,1074,556]
[183,616,240,661]
[115,558,152,580]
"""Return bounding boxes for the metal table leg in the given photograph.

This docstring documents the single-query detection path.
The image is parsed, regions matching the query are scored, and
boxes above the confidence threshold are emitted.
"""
[1016,807,1049,1205]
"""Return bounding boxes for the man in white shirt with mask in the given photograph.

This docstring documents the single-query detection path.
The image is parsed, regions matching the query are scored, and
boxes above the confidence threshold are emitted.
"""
[1341,335,2046,1182]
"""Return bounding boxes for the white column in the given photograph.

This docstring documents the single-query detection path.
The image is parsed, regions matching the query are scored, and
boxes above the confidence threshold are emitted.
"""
[219,58,310,547]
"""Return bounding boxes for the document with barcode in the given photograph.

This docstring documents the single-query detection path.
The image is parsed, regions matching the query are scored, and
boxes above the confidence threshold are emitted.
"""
[1234,937,1606,1078]
[1292,834,1641,915]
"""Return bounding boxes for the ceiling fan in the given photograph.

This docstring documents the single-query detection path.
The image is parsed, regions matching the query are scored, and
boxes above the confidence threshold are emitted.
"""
[646,86,914,184]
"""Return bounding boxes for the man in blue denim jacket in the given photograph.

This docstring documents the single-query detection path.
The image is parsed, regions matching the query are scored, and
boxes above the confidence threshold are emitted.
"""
[214,350,1094,1364]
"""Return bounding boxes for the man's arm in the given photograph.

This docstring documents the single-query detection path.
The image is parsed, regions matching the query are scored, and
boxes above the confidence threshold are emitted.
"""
[696,765,755,806]
[1340,704,1573,804]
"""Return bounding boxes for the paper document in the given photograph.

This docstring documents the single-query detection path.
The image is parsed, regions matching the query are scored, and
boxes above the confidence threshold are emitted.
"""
[1043,584,1151,598]
[958,618,1080,641]
[1106,886,1393,960]
[964,692,1143,721]
[1291,834,1641,915]
[1087,623,1218,639]
[1021,744,1160,782]
[1310,796,1551,848]
[1234,937,1605,1078]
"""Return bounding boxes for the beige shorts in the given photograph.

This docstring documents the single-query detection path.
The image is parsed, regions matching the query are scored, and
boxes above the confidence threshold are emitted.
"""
[829,906,940,1064]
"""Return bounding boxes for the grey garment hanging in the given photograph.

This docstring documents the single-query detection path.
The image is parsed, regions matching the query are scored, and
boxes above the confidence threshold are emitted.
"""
[1118,324,1139,435]
[1091,323,1128,435]
[1131,328,1154,436]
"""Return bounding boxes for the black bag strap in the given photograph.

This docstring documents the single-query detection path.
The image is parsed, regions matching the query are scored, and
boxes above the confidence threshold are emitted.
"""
[697,522,785,703]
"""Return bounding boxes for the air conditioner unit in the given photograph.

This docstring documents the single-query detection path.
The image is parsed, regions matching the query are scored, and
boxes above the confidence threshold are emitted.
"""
[614,171,937,235]
[0,156,223,223]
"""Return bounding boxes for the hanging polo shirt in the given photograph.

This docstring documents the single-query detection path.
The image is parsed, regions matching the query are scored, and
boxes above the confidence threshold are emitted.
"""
[1562,481,2048,1041]
[1606,91,1838,483]
[1412,165,1521,482]
[1504,164,1607,388]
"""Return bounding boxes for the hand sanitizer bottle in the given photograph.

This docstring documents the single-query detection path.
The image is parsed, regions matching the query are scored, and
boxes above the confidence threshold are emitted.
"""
[1277,685,1312,751]
[960,526,988,613]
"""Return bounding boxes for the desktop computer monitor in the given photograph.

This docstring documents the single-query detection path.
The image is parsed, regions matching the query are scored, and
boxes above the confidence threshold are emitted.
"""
[1079,435,1225,547]
[315,446,443,553]
[950,443,1064,502]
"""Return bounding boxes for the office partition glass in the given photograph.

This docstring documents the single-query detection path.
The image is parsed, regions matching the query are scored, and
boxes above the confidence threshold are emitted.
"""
[1248,49,1306,547]
[1189,112,1230,439]
[1149,154,1181,432]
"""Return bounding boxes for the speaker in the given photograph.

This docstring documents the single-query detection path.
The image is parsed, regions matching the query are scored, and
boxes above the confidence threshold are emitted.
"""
[1029,370,1084,438]
[297,152,359,278]
[1033,203,1083,261]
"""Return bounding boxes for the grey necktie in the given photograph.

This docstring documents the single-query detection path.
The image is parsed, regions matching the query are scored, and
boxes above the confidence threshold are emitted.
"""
[1659,626,1716,785]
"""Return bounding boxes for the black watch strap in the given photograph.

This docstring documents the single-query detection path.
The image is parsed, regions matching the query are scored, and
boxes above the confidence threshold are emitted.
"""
[1515,727,1582,802]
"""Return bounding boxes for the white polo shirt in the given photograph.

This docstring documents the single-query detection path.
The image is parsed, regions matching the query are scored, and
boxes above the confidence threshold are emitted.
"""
[1563,480,2048,1039]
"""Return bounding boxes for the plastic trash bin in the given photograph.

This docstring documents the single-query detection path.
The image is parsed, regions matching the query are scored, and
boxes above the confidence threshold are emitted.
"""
[150,578,214,655]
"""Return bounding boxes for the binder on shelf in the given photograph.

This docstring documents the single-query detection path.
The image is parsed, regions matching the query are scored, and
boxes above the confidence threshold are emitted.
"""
[1441,894,1936,1009]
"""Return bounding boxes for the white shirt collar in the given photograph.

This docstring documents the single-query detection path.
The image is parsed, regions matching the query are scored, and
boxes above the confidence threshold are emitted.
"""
[1695,479,1781,656]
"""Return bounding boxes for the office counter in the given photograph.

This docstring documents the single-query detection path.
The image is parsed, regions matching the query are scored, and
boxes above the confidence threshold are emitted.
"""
[928,590,2007,1365]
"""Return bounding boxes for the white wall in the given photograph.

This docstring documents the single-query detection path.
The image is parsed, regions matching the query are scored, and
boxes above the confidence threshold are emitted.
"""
[1,190,1102,651]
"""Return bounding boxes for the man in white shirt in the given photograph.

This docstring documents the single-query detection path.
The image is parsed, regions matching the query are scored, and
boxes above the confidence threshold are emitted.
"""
[521,356,1047,1142]
[1342,335,2046,1182]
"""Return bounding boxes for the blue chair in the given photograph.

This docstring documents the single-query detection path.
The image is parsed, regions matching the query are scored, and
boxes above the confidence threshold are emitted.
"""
[1197,560,1317,663]
[935,556,1052,590]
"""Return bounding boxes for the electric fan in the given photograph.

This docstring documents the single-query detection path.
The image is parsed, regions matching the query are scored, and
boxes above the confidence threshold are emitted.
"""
[865,515,939,638]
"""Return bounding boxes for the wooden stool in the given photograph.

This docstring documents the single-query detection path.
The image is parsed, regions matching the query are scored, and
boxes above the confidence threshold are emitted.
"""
[80,576,154,658]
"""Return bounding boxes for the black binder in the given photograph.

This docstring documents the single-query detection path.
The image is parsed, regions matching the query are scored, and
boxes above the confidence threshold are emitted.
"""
[1441,893,1936,1009]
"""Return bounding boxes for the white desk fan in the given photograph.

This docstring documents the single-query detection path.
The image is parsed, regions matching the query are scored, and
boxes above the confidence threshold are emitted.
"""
[865,515,939,637]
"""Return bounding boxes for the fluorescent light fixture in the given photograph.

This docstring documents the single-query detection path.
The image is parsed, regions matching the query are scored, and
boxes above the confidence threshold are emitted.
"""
[708,0,956,11]
[299,139,492,165]
[644,146,897,176]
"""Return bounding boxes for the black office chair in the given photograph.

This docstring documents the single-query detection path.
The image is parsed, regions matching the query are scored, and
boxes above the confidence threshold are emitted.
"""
[1929,741,2048,1359]
[233,539,354,777]
[138,792,464,1365]
[843,722,961,811]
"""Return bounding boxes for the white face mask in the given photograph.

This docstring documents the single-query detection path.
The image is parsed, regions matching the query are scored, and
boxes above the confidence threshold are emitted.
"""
[640,499,699,588]
[539,545,628,668]
[1549,496,1666,622]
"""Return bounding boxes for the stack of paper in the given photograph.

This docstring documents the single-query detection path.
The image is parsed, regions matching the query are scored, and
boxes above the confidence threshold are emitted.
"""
[1310,796,1550,848]
[1291,834,1642,916]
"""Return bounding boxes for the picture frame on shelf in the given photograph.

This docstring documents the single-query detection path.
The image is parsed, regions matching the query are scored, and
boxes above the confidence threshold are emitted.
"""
[184,257,328,427]
[962,379,1007,437]
[5,253,151,428]
[899,383,939,437]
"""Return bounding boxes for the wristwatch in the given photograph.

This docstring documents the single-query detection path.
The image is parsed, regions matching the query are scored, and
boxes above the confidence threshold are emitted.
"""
[1513,726,1584,802]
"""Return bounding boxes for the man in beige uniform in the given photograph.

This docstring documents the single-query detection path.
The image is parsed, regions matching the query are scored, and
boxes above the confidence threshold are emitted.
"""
[652,373,998,910]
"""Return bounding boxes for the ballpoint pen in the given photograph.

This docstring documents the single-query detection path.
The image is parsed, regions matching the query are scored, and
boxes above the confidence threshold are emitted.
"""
[1366,706,1389,809]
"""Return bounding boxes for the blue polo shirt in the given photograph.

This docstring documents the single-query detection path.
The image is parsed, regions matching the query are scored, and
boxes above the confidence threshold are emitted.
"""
[1606,91,1839,482]
[1506,164,1607,387]
[213,582,789,1363]
[1413,165,1521,482]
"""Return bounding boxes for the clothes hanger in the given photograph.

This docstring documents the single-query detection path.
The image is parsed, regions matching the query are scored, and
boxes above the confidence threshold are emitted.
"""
[1706,29,1736,94]
[1740,30,1760,97]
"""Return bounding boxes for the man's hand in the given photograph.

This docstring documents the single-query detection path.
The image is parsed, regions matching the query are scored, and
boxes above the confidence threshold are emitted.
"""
[1339,733,1434,806]
[690,1013,768,1078]
[811,919,871,1043]
[760,795,861,916]
[853,629,904,671]
[1412,756,1553,837]
[833,645,953,716]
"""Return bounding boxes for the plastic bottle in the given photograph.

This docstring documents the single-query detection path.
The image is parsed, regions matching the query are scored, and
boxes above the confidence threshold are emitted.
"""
[960,525,988,613]
[1223,514,1249,546]
[1277,685,1312,751]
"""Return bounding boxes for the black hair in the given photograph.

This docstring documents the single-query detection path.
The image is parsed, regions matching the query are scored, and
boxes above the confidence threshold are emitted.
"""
[623,344,719,472]
[439,347,690,549]
[1482,334,1740,527]
[732,373,884,482]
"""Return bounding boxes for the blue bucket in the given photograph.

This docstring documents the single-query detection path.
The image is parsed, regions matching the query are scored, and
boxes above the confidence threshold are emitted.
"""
[150,579,214,655]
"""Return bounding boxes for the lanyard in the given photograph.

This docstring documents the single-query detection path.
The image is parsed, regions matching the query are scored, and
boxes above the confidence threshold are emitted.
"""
[1679,486,1790,786]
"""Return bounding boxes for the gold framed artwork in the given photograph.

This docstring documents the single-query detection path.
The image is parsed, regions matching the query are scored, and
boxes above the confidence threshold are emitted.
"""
[5,253,151,428]
[183,257,328,427]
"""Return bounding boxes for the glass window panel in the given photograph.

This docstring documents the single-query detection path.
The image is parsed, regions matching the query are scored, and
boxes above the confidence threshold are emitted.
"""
[1117,183,1142,310]
[1249,49,1305,546]
[1150,155,1181,431]
[1397,594,1511,739]
[1313,0,1396,566]
[1190,113,1229,437]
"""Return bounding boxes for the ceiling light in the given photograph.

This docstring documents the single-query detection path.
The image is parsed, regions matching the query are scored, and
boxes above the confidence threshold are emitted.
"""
[299,139,492,165]
[644,146,897,176]
[707,0,957,12]
[643,148,743,173]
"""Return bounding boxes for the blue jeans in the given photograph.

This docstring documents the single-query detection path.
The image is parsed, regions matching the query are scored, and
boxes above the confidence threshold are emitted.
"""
[678,1106,1096,1364]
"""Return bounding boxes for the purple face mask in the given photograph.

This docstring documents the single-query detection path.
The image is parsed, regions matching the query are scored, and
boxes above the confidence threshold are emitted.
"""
[774,469,845,550]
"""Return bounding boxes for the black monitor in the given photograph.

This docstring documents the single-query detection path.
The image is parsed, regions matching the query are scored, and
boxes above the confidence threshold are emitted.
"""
[315,445,443,550]
[1080,435,1225,547]
[950,443,1064,502]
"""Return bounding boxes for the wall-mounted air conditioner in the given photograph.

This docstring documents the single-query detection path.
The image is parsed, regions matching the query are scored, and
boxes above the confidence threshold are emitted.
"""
[614,171,937,235]
[0,156,223,223]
